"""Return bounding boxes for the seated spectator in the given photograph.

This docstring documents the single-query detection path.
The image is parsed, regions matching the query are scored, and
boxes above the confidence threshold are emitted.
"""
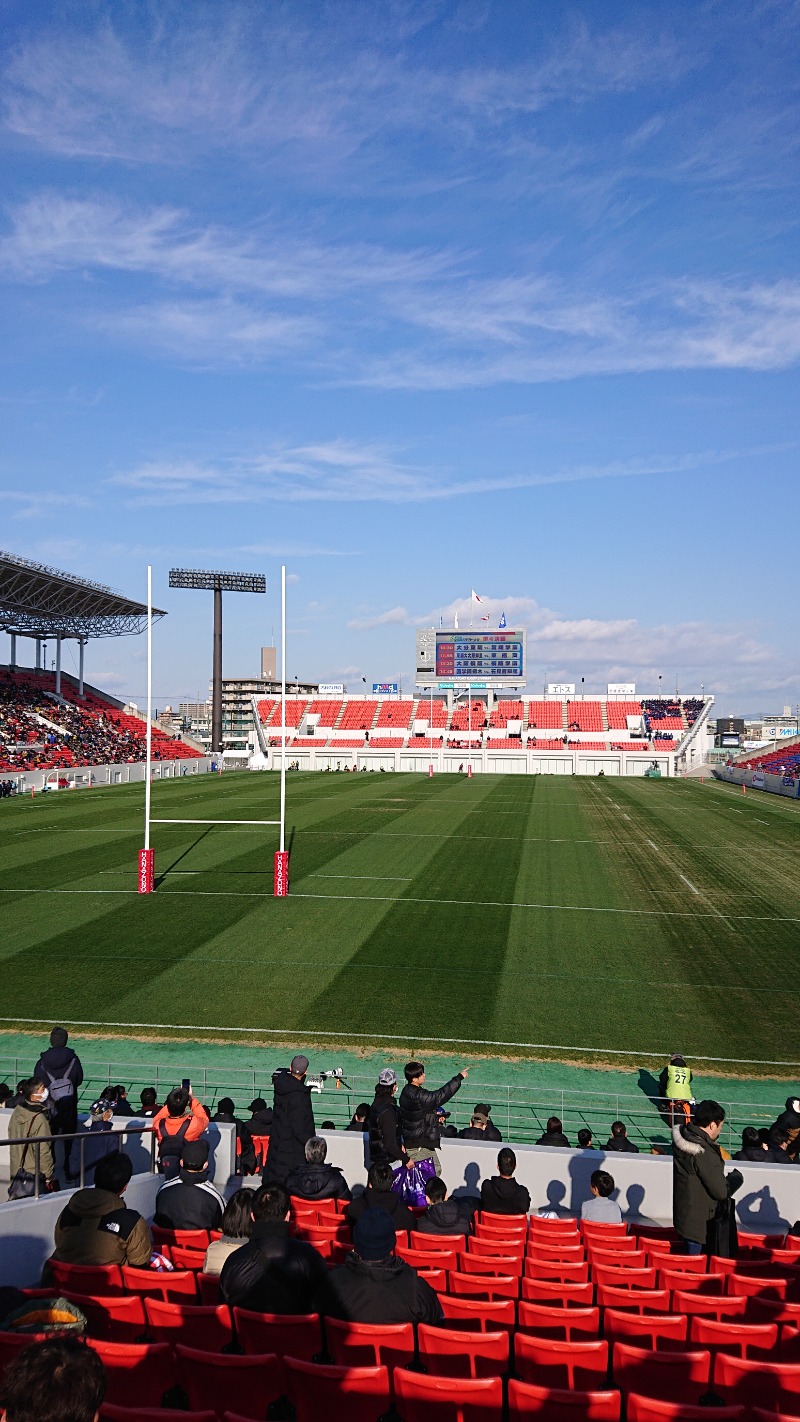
[581,1169,622,1224]
[474,1102,502,1142]
[248,1096,274,1135]
[347,1162,416,1231]
[480,1147,531,1215]
[108,1085,134,1117]
[220,1183,330,1314]
[203,1187,254,1276]
[321,1120,336,1129]
[417,1176,475,1236]
[764,1126,793,1163]
[606,1120,639,1153]
[44,1153,152,1276]
[0,1336,106,1422]
[536,1116,570,1148]
[325,1210,442,1324]
[436,1106,458,1139]
[459,1108,500,1142]
[0,1083,12,1107]
[285,1135,351,1202]
[347,1103,371,1132]
[76,1097,118,1180]
[577,1128,595,1150]
[8,1078,56,1188]
[153,1139,224,1231]
[152,1086,209,1178]
[733,1126,769,1161]
[138,1087,158,1117]
[6,1080,27,1109]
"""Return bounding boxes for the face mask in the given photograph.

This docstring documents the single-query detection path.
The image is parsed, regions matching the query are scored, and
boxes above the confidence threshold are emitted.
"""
[36,1088,49,1104]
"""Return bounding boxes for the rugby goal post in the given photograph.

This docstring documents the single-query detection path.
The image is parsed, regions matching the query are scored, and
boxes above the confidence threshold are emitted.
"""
[139,563,288,896]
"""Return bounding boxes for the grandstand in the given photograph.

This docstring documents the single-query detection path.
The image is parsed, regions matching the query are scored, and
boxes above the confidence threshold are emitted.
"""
[252,692,712,776]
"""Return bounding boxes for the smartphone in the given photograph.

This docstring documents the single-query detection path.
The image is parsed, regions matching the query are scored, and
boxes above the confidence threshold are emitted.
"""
[181,1078,191,1094]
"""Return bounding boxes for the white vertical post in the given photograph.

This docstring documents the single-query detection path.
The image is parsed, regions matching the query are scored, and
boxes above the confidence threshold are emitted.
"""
[55,634,62,696]
[144,565,152,852]
[280,563,286,853]
[78,638,85,697]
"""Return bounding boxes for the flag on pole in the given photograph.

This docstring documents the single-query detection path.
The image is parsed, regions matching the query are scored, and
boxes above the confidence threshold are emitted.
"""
[454,611,459,629]
[471,589,483,602]
[499,611,506,628]
[480,614,490,622]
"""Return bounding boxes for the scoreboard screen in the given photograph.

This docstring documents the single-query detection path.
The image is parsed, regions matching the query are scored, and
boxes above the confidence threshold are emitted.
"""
[416,628,526,686]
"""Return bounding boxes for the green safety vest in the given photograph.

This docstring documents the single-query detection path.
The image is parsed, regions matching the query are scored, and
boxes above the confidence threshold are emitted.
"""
[665,1063,692,1100]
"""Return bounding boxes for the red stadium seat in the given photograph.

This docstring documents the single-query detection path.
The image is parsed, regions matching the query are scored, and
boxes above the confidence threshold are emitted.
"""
[517,1301,600,1340]
[589,1249,647,1271]
[150,1227,210,1251]
[672,1290,747,1320]
[603,1310,688,1347]
[470,1237,526,1259]
[521,1279,594,1307]
[397,1244,460,1273]
[326,1318,414,1371]
[748,1297,800,1327]
[169,1246,207,1271]
[121,1267,198,1302]
[526,1244,585,1264]
[591,1266,657,1290]
[176,1345,285,1418]
[410,1231,466,1252]
[713,1353,800,1410]
[143,1299,232,1350]
[727,1272,790,1300]
[0,1331,49,1376]
[59,1292,147,1343]
[439,1295,517,1332]
[625,1397,744,1422]
[283,1357,391,1422]
[475,1218,528,1240]
[652,1254,707,1274]
[508,1379,621,1421]
[462,1253,523,1278]
[528,1220,579,1238]
[596,1286,671,1313]
[85,1341,175,1409]
[612,1342,712,1401]
[47,1261,123,1296]
[101,1411,214,1422]
[689,1316,778,1357]
[449,1272,519,1299]
[524,1261,589,1284]
[418,1322,510,1377]
[233,1308,321,1360]
[197,1274,221,1306]
[515,1335,608,1390]
[418,1266,448,1293]
[659,1270,720,1296]
[393,1366,503,1421]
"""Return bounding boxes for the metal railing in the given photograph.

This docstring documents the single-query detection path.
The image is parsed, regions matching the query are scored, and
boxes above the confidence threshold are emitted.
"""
[1,1125,155,1200]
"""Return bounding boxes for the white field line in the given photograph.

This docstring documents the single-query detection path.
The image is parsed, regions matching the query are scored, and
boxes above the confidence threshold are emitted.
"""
[0,1014,798,1068]
[311,874,413,881]
[679,874,700,896]
[1,885,798,927]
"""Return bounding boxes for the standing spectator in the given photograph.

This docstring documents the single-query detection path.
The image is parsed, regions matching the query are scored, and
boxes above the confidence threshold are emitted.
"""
[8,1078,56,1189]
[220,1184,329,1314]
[536,1116,570,1148]
[399,1060,467,1176]
[417,1176,475,1236]
[347,1103,371,1132]
[285,1136,351,1202]
[152,1087,209,1178]
[347,1163,416,1232]
[44,1153,152,1274]
[474,1103,503,1142]
[34,1028,83,1180]
[324,1211,442,1324]
[203,1188,254,1276]
[581,1170,622,1223]
[368,1069,408,1168]
[153,1140,224,1231]
[673,1100,742,1255]
[458,1109,499,1142]
[769,1098,800,1160]
[480,1148,531,1216]
[263,1055,315,1186]
[605,1121,639,1153]
[0,1336,106,1422]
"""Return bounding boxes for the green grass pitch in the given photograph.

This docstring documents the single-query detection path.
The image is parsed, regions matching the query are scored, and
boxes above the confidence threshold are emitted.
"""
[1,771,798,1066]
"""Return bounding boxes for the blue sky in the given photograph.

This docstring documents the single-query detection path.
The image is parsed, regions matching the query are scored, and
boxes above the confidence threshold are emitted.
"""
[1,1,798,716]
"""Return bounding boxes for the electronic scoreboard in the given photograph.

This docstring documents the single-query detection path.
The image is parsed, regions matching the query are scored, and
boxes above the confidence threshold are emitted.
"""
[415,628,526,688]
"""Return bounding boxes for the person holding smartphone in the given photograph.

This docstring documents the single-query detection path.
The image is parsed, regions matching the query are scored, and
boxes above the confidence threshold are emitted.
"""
[151,1084,209,1179]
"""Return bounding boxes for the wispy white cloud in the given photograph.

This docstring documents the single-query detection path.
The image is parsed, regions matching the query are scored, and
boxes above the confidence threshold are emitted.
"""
[0,489,92,519]
[348,606,409,632]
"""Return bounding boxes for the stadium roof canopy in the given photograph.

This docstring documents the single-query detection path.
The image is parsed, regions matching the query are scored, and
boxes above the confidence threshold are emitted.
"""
[0,550,166,639]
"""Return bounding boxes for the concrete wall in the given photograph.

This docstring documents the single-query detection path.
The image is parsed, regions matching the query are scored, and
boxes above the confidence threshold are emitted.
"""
[7,758,216,794]
[713,767,800,799]
[0,1111,235,1187]
[256,747,676,777]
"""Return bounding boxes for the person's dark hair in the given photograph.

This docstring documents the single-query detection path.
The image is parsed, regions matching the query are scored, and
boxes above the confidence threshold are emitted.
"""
[546,1116,563,1134]
[769,1126,789,1148]
[367,1162,394,1191]
[166,1087,190,1117]
[404,1060,424,1083]
[139,1087,157,1108]
[498,1147,516,1177]
[353,1103,370,1120]
[591,1169,615,1198]
[49,1027,69,1049]
[424,1176,447,1204]
[217,1097,235,1115]
[577,1128,594,1148]
[19,1078,40,1101]
[741,1126,761,1150]
[0,1083,11,1104]
[111,1085,126,1100]
[221,1188,255,1239]
[250,1183,289,1222]
[0,1336,105,1422]
[694,1100,725,1128]
[758,1127,771,1146]
[610,1121,627,1138]
[93,1153,133,1195]
[320,1121,336,1130]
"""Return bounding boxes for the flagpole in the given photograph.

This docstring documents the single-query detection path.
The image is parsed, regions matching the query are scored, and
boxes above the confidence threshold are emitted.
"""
[145,564,152,850]
[280,564,286,854]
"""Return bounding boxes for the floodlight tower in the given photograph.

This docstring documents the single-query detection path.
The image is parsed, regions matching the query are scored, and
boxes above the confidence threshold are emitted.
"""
[168,569,266,753]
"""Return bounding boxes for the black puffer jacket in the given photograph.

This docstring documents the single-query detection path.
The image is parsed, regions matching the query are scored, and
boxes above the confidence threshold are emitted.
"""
[399,1074,464,1152]
[347,1187,416,1232]
[249,1106,274,1135]
[605,1136,640,1153]
[369,1090,407,1167]
[220,1221,330,1314]
[536,1130,570,1148]
[325,1253,442,1324]
[262,1071,315,1184]
[153,1169,225,1232]
[480,1174,531,1215]
[285,1161,351,1201]
[416,1198,476,1236]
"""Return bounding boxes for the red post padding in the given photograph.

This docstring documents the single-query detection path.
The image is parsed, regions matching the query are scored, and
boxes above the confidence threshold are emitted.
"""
[274,850,289,896]
[138,848,154,894]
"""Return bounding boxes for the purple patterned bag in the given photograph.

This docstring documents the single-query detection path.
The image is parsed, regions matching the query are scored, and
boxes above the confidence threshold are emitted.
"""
[391,1156,436,1207]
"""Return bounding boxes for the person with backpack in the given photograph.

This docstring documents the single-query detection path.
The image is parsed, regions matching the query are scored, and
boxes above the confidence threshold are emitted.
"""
[34,1028,84,1180]
[151,1087,209,1179]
